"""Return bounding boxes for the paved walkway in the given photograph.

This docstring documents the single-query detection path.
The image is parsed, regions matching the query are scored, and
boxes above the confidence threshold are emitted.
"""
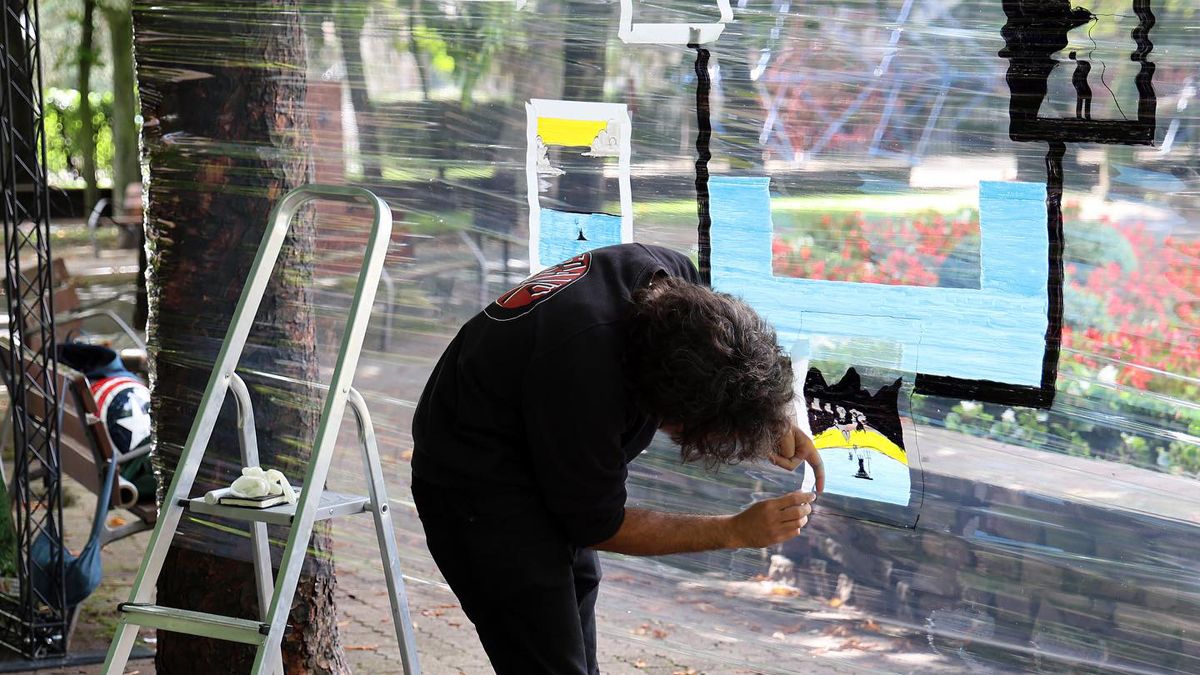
[6,236,1190,673]
[2,472,957,675]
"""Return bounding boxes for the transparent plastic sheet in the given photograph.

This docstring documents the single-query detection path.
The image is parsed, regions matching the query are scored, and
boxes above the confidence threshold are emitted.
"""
[128,0,1199,672]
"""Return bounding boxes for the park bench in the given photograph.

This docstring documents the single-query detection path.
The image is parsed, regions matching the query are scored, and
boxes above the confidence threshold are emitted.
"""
[0,340,155,546]
[0,256,152,548]
[0,257,145,354]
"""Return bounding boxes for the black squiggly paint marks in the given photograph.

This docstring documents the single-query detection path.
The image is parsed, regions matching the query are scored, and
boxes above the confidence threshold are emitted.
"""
[914,142,1066,409]
[927,1,1159,408]
[690,43,713,287]
[1000,0,1156,144]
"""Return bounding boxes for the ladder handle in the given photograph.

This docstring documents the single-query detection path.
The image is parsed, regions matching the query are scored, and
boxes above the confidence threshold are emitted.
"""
[229,372,259,466]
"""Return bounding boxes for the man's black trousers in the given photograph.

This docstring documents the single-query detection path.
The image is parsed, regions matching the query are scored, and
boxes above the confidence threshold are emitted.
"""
[412,479,602,674]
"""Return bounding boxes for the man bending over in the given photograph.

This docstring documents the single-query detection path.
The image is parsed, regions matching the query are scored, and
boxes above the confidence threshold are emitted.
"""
[412,243,825,674]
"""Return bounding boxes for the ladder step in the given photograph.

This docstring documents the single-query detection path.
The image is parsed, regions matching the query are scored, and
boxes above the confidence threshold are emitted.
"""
[118,603,269,645]
[184,489,371,527]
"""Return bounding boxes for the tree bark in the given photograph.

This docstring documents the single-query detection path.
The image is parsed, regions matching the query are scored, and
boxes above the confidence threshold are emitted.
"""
[133,1,347,672]
[102,1,140,216]
[78,0,98,211]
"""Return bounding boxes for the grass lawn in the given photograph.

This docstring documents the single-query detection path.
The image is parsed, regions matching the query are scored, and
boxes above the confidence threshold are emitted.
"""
[626,189,980,231]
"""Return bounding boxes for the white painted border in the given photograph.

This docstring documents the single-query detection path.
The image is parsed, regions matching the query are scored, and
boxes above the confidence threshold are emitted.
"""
[525,98,633,272]
[618,0,733,45]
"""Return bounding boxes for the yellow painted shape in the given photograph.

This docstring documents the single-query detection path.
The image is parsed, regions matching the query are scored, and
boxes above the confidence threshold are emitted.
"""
[538,118,608,147]
[812,428,908,466]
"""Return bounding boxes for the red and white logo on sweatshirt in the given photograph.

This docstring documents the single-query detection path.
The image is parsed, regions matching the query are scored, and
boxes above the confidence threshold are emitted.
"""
[485,252,591,321]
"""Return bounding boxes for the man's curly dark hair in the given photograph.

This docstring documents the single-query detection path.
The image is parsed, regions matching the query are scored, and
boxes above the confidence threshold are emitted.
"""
[625,275,794,465]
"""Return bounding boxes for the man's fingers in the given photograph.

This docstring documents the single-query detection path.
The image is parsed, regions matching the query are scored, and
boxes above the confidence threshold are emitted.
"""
[778,503,813,522]
[778,427,797,459]
[798,434,826,494]
[810,451,826,494]
[769,452,802,471]
[774,491,816,508]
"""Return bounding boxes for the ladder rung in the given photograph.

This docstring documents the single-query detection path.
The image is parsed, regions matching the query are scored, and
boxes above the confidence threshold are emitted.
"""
[183,489,371,527]
[118,603,269,645]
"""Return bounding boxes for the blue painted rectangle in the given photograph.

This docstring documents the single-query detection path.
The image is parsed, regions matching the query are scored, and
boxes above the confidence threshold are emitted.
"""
[538,208,624,267]
[710,176,1050,388]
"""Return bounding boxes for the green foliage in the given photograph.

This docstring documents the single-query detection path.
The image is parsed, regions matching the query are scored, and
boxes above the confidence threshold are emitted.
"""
[44,88,115,188]
[919,365,1200,478]
[410,23,456,75]
[1063,219,1138,272]
[0,479,16,577]
[414,1,524,107]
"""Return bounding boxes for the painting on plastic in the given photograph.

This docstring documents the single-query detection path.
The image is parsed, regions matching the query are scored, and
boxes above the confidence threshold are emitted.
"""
[793,335,922,527]
[709,177,1053,408]
[999,0,1156,144]
[525,99,632,272]
[617,0,732,45]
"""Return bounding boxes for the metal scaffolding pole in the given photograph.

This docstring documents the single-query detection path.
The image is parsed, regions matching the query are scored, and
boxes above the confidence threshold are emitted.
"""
[0,0,68,659]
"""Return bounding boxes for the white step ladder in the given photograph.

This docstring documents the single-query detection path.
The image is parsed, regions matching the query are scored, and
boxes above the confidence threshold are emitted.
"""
[102,185,420,675]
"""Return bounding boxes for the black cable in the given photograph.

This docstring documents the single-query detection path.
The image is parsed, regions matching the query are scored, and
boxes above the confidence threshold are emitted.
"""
[1087,16,1129,120]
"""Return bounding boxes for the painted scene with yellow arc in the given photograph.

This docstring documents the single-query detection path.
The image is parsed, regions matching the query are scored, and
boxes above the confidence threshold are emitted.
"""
[812,428,908,466]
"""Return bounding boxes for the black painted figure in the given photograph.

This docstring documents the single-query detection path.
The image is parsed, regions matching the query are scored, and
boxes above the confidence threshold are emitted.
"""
[855,457,873,481]
[1070,51,1093,119]
[999,0,1094,129]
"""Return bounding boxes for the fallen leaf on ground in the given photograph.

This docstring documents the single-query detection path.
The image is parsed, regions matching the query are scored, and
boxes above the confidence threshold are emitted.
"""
[823,625,851,637]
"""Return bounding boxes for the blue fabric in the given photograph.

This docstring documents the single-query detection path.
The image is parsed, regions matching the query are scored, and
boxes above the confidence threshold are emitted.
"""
[57,342,130,380]
[30,451,117,607]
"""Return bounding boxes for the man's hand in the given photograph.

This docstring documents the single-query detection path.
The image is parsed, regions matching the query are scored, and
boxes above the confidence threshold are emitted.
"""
[729,491,815,548]
[768,423,826,493]
[594,494,816,556]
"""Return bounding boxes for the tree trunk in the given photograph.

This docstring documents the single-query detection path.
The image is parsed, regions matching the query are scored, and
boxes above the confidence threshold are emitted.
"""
[133,1,347,672]
[102,2,140,217]
[713,19,765,172]
[78,0,98,212]
[406,0,430,101]
[336,8,381,182]
[557,0,610,214]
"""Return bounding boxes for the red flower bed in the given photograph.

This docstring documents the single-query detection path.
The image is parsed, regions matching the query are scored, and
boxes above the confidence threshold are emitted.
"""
[772,211,975,287]
[1063,221,1199,393]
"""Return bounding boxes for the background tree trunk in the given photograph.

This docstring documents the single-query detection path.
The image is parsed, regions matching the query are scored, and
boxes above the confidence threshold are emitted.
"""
[556,0,610,214]
[77,0,98,211]
[133,0,348,671]
[336,5,381,182]
[102,0,140,216]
